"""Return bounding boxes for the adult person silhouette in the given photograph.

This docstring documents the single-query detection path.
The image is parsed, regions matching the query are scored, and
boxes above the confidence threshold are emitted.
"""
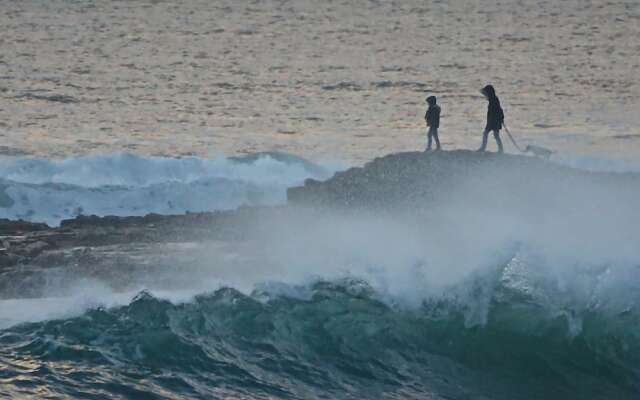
[477,84,504,153]
[424,96,441,151]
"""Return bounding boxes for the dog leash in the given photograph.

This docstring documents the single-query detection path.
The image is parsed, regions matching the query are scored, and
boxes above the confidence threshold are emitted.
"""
[503,122,524,152]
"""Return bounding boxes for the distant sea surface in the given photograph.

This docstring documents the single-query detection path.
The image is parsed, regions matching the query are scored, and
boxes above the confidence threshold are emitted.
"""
[1,0,639,163]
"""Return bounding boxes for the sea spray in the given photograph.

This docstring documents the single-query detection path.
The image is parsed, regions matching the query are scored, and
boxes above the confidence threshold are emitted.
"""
[1,151,639,399]
[0,152,341,225]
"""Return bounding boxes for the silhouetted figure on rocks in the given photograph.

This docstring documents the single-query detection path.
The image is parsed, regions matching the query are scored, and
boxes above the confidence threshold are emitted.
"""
[424,96,441,151]
[477,85,504,153]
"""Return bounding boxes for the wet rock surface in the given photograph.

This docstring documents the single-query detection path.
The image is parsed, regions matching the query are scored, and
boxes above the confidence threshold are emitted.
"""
[287,150,640,212]
[0,207,282,298]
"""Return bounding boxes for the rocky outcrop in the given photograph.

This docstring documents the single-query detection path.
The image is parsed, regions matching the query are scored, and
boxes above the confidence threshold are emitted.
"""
[0,207,284,298]
[2,151,639,299]
[287,150,640,212]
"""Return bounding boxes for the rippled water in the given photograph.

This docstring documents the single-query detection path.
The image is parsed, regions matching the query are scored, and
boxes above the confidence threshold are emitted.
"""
[1,0,639,161]
[1,2,639,397]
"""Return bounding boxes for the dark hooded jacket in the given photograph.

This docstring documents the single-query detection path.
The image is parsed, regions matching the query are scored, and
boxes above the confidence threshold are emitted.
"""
[425,104,441,129]
[483,86,504,130]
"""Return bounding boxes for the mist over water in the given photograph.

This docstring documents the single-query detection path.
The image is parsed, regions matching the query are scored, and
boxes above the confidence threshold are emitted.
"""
[1,152,639,399]
[3,152,637,305]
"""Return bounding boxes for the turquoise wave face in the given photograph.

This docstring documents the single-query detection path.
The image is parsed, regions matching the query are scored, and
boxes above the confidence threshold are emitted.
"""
[1,281,638,400]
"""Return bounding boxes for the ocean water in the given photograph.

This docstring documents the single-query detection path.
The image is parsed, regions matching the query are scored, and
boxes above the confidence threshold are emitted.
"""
[1,0,639,162]
[1,256,638,399]
[1,0,639,397]
[0,152,339,226]
[0,152,639,399]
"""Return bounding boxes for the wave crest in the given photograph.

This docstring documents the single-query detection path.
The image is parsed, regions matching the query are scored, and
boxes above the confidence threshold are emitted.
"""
[2,276,638,399]
[0,152,338,225]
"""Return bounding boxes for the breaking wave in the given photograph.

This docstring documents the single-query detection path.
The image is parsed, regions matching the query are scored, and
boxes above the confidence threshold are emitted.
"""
[0,152,339,225]
[1,270,638,400]
[1,151,639,399]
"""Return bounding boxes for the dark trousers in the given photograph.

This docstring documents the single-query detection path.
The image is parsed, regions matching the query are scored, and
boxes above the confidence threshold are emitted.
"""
[427,127,440,150]
[479,128,503,153]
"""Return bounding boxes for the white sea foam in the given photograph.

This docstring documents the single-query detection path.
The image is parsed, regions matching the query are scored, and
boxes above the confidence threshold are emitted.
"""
[0,282,206,330]
[0,152,342,225]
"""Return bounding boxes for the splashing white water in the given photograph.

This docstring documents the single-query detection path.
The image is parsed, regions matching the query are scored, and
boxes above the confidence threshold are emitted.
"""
[1,152,638,335]
[0,152,342,225]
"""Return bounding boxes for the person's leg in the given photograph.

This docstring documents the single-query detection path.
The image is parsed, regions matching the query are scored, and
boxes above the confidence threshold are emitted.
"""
[493,129,504,153]
[477,129,489,151]
[426,128,433,151]
[434,128,441,150]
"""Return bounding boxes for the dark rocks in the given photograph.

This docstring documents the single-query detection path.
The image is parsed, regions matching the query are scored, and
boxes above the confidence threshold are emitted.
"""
[0,218,49,234]
[0,206,290,298]
[287,150,640,212]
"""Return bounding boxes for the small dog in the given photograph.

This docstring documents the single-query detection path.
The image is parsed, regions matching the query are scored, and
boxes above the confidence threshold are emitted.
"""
[524,144,554,159]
